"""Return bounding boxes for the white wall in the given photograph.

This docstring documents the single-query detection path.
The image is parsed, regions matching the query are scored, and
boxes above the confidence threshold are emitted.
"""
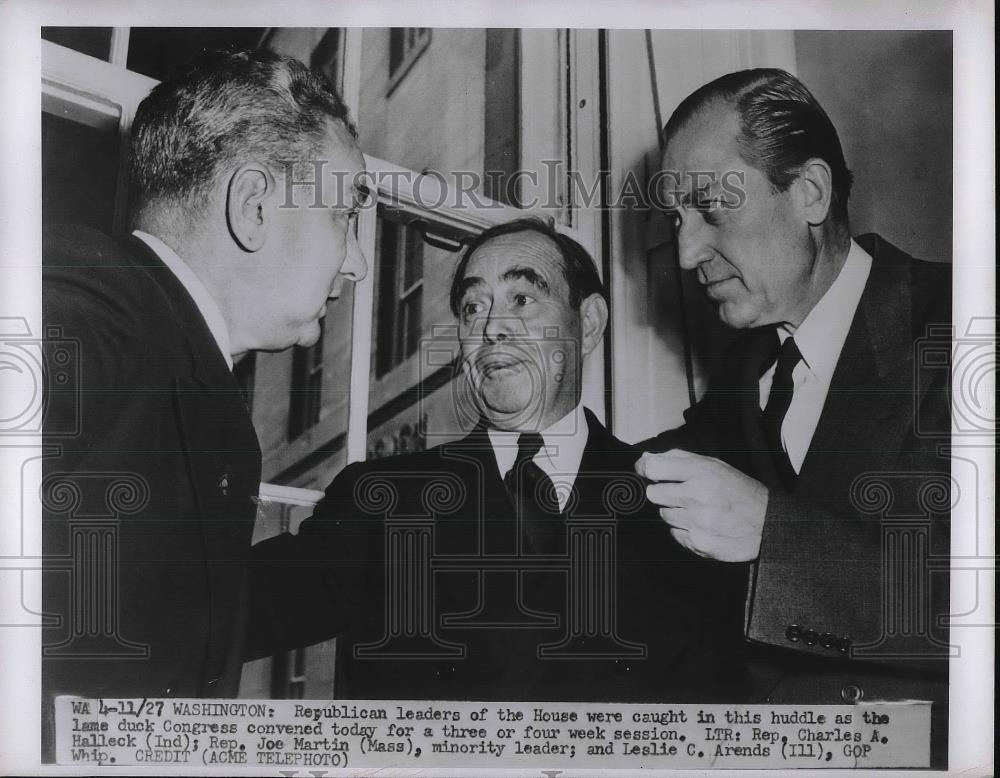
[795,31,953,264]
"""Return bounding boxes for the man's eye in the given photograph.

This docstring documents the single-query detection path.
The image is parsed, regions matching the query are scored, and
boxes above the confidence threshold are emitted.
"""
[461,301,484,319]
[693,199,728,226]
[697,197,731,214]
[513,293,535,307]
[701,210,721,226]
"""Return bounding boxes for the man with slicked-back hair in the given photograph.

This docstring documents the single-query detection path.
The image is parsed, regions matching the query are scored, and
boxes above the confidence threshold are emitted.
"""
[638,69,951,765]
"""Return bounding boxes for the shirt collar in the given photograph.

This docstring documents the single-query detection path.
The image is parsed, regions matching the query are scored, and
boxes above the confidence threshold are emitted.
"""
[488,403,589,481]
[778,239,872,382]
[133,230,234,370]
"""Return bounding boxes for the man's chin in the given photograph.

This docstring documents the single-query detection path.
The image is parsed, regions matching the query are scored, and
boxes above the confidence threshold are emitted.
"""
[717,301,760,330]
[477,389,544,429]
[295,322,323,348]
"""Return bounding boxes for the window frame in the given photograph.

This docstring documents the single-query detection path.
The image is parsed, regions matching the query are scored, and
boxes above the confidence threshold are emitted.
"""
[41,38,155,234]
[287,331,325,441]
[373,211,426,378]
[386,27,431,96]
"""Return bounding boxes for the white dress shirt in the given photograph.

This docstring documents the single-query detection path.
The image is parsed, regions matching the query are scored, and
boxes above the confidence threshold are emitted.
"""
[133,230,234,370]
[488,403,588,513]
[758,240,873,473]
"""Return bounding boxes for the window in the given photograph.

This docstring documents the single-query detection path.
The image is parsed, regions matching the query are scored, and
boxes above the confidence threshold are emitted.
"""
[125,27,269,81]
[42,108,121,232]
[42,27,114,61]
[387,28,431,91]
[287,328,324,440]
[309,28,344,90]
[374,211,424,377]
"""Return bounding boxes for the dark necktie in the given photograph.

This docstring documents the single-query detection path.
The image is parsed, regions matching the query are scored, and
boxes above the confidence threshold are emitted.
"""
[760,335,802,489]
[503,432,561,554]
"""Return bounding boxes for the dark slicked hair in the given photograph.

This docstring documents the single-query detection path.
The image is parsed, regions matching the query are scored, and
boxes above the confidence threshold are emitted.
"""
[129,48,356,222]
[449,217,607,316]
[663,68,853,222]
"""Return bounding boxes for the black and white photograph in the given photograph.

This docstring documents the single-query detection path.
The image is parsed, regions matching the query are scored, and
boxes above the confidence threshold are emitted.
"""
[0,1,994,775]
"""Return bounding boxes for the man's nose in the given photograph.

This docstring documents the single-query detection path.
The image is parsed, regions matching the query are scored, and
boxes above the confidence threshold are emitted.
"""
[329,229,368,300]
[341,227,368,283]
[676,217,712,271]
[481,308,526,343]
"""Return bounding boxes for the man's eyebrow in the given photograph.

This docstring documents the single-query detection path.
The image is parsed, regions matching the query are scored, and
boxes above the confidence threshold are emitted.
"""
[455,276,485,302]
[501,267,550,294]
[674,186,713,208]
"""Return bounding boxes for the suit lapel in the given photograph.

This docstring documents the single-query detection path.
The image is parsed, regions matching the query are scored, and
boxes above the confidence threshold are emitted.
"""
[439,426,512,555]
[797,239,916,492]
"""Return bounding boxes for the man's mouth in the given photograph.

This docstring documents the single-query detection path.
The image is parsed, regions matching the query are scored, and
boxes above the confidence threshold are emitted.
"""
[704,277,738,296]
[477,354,524,378]
[317,300,334,319]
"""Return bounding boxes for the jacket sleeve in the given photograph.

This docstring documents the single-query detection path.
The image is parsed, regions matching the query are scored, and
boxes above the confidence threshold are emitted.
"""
[246,461,375,659]
[747,381,951,665]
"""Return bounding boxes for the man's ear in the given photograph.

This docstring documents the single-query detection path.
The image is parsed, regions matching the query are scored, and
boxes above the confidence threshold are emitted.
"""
[579,292,609,358]
[796,158,835,226]
[226,164,274,252]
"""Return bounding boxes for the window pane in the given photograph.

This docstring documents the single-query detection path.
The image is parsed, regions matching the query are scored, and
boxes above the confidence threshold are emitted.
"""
[402,294,422,359]
[402,226,424,290]
[126,27,268,81]
[265,28,345,92]
[358,28,518,200]
[374,215,401,378]
[42,27,113,61]
[372,208,429,380]
[288,328,325,440]
[252,281,354,491]
[42,109,121,233]
[367,215,467,461]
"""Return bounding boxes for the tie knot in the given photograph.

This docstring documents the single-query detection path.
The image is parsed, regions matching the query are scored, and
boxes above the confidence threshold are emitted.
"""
[515,432,545,464]
[774,336,802,381]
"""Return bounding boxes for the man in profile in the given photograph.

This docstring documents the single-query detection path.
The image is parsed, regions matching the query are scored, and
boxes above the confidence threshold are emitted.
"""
[252,217,738,701]
[638,69,950,759]
[42,49,367,751]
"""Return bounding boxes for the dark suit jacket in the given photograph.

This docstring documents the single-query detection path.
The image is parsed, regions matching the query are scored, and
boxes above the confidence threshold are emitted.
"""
[643,235,951,760]
[42,226,261,753]
[251,409,745,702]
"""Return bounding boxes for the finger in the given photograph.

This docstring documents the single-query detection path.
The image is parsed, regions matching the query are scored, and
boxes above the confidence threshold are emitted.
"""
[646,482,693,509]
[636,448,707,482]
[669,527,712,559]
[658,506,693,532]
